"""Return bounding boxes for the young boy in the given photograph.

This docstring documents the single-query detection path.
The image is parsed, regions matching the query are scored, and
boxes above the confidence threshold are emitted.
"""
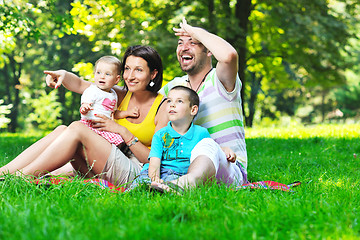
[79,56,138,146]
[129,86,212,189]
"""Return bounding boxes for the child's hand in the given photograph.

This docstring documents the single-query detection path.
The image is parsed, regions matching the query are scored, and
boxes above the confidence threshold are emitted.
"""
[221,147,236,163]
[80,103,93,115]
[151,177,163,184]
[128,106,140,118]
[44,70,66,89]
[115,106,140,119]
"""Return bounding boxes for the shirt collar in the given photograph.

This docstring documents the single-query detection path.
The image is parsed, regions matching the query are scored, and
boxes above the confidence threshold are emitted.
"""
[167,121,195,140]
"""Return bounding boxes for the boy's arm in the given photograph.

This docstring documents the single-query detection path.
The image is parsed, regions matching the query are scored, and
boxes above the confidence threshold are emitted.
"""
[148,157,161,182]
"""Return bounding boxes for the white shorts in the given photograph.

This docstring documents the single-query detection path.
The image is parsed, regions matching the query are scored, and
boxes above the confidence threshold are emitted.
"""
[101,144,142,187]
[190,138,247,186]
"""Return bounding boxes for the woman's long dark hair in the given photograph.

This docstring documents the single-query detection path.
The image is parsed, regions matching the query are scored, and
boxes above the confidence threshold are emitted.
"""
[120,45,163,93]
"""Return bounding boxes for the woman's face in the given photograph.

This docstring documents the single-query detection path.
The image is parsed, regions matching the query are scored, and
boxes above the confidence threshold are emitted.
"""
[123,55,156,92]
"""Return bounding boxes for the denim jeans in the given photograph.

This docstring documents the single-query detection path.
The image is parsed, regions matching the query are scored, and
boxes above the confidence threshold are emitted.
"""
[129,168,183,189]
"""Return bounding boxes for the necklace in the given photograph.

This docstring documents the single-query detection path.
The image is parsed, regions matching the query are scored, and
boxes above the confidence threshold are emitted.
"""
[186,68,213,92]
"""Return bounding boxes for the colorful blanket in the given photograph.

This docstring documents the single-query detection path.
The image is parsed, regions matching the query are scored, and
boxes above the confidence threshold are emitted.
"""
[32,177,300,193]
[237,180,301,192]
[32,177,126,192]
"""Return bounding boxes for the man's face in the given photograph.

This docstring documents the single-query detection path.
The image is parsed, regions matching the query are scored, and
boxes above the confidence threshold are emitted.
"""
[176,36,208,74]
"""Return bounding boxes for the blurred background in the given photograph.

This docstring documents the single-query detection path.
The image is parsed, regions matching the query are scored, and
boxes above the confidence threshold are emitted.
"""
[0,0,359,132]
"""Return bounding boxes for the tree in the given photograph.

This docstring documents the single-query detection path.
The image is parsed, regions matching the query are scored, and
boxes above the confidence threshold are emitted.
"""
[1,0,359,131]
[0,1,41,132]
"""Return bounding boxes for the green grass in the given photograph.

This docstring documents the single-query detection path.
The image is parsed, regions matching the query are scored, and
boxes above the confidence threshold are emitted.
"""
[1,124,359,239]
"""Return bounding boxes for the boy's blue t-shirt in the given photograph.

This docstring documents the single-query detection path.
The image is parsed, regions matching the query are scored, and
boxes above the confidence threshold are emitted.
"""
[143,121,211,175]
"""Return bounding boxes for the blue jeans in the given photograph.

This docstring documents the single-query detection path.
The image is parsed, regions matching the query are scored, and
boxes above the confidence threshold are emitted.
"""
[129,168,183,189]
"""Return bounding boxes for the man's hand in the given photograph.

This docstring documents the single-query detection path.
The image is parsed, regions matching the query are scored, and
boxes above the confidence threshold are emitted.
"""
[173,18,193,38]
[221,147,236,163]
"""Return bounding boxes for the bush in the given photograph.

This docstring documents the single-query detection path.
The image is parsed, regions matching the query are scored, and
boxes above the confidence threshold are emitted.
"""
[0,99,12,129]
[25,90,62,131]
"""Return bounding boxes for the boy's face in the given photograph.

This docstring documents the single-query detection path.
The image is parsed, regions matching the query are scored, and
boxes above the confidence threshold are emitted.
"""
[166,89,198,124]
[94,61,120,92]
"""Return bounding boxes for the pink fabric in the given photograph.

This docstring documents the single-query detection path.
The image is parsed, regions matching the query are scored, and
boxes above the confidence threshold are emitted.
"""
[31,177,126,192]
[237,181,301,192]
[81,119,123,145]
[32,177,300,193]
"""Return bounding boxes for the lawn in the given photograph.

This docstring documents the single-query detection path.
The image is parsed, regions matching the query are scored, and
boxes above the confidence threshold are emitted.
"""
[0,124,359,239]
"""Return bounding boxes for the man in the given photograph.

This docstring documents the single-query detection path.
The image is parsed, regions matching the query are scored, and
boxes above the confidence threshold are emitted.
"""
[153,18,247,192]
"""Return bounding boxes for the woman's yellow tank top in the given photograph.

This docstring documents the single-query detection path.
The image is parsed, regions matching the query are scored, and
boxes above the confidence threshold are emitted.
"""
[115,92,164,148]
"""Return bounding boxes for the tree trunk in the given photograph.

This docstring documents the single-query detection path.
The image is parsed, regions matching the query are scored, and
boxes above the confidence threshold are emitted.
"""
[235,0,252,125]
[207,0,217,33]
[247,72,262,127]
[7,55,22,132]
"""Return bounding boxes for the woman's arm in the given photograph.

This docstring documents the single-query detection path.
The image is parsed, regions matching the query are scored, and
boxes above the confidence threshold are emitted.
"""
[91,115,151,163]
[44,70,91,94]
[92,94,169,164]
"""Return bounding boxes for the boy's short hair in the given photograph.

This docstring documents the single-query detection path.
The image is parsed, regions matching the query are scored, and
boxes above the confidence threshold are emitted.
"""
[95,56,122,75]
[170,86,199,107]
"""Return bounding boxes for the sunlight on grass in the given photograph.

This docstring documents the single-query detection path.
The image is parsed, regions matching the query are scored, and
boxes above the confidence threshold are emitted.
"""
[1,124,360,239]
[318,176,347,188]
[245,123,360,139]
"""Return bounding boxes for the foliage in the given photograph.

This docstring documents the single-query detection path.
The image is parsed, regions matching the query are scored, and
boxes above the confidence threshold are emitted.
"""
[0,1,41,44]
[0,0,360,131]
[24,90,62,131]
[335,82,360,118]
[68,0,183,83]
[0,1,43,131]
[1,125,360,239]
[243,0,358,126]
[0,99,12,129]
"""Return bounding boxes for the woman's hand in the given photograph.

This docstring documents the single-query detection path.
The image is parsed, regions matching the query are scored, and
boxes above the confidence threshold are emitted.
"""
[44,70,67,89]
[92,114,122,132]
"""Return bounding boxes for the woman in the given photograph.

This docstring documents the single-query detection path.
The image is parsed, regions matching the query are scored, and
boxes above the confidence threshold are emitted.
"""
[0,45,168,187]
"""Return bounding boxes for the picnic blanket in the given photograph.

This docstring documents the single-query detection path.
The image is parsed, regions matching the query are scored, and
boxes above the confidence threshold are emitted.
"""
[237,180,301,192]
[31,177,301,193]
[32,177,126,192]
